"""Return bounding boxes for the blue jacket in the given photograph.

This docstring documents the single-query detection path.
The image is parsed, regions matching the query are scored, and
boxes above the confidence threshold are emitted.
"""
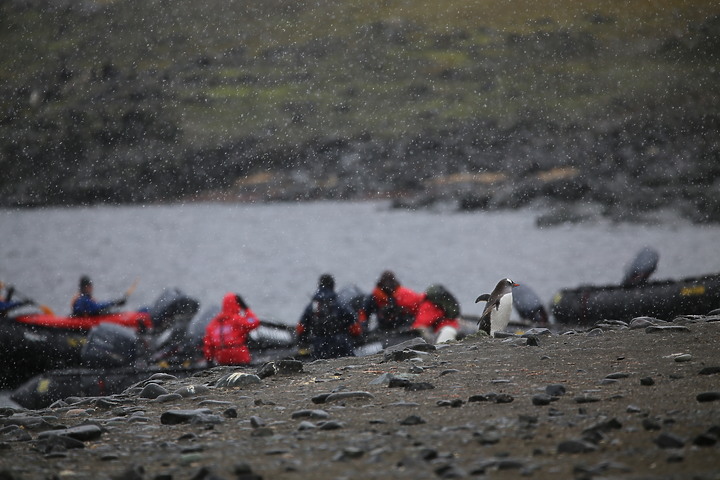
[72,294,116,316]
[0,299,24,315]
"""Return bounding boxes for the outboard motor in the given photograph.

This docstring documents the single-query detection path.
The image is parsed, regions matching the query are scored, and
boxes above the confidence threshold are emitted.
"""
[81,323,138,368]
[148,288,200,331]
[622,247,659,287]
[337,284,366,317]
[151,304,216,365]
[185,305,221,350]
[512,283,549,326]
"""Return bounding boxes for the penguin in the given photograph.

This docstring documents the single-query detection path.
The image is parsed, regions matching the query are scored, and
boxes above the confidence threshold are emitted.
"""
[475,278,519,335]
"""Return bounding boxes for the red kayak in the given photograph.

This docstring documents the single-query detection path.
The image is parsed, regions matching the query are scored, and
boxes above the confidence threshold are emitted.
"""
[13,311,153,331]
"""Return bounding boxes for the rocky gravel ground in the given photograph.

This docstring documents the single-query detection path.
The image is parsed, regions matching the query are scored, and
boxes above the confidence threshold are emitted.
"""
[2,315,720,480]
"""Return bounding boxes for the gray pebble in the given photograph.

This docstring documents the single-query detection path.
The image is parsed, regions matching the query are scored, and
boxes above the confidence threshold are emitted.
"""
[370,372,414,385]
[696,392,720,402]
[574,395,601,404]
[275,359,304,374]
[215,372,262,388]
[256,362,278,379]
[435,464,466,478]
[0,426,31,442]
[532,394,554,406]
[493,393,515,404]
[642,418,662,431]
[646,325,691,334]
[297,421,316,431]
[497,458,525,470]
[250,427,274,437]
[399,415,426,426]
[474,431,500,445]
[160,408,214,425]
[599,378,618,385]
[384,349,424,361]
[148,373,178,381]
[35,435,85,452]
[323,391,374,403]
[94,398,121,409]
[545,384,566,396]
[318,420,344,430]
[629,317,657,329]
[405,382,435,391]
[139,383,168,399]
[38,424,103,442]
[574,461,632,475]
[198,400,234,407]
[291,409,330,420]
[557,439,597,453]
[388,377,411,388]
[522,327,552,336]
[153,393,184,403]
[333,447,364,461]
[384,337,434,354]
[693,433,718,447]
[174,384,210,397]
[698,366,720,375]
[654,432,685,449]
[583,418,622,437]
[249,416,266,428]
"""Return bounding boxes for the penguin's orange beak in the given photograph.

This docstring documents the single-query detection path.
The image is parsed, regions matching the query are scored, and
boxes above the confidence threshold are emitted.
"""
[513,283,519,287]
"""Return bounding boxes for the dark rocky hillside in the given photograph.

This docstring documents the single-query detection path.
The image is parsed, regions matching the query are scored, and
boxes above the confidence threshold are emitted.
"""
[1,0,720,224]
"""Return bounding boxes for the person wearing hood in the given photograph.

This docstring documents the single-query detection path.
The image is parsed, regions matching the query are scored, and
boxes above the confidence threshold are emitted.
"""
[296,274,359,359]
[358,270,425,331]
[411,284,461,344]
[203,292,260,365]
[71,276,127,317]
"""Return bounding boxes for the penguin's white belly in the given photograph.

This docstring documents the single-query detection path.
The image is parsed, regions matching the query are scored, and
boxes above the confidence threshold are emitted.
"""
[490,292,513,335]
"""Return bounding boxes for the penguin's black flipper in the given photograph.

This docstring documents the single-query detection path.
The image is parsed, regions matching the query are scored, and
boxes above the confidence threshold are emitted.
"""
[475,293,490,303]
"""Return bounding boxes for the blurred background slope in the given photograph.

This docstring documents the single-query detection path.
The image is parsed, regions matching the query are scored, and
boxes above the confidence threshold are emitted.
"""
[1,0,719,221]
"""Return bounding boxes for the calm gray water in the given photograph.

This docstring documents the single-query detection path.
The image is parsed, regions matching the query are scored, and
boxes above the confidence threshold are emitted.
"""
[2,201,719,324]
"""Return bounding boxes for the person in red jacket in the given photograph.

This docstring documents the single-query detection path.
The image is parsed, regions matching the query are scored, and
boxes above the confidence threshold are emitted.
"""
[203,292,260,365]
[359,271,425,331]
[411,284,460,344]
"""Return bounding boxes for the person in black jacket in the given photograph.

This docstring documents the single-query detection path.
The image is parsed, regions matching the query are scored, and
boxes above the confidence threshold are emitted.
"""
[296,274,359,359]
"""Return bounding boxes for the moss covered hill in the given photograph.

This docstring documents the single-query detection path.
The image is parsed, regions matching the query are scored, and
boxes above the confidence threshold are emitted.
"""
[1,0,720,220]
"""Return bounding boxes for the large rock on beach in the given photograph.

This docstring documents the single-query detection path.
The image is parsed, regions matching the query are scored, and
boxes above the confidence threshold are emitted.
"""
[1,317,719,479]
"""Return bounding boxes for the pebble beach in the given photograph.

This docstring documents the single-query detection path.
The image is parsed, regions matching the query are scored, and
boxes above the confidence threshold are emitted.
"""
[2,315,720,480]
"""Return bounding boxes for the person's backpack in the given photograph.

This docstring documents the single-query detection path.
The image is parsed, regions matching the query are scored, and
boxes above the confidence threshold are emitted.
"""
[425,284,460,318]
[309,293,342,337]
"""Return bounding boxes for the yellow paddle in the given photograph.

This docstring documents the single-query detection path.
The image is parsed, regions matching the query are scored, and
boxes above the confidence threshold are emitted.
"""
[37,304,55,315]
[125,278,139,298]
